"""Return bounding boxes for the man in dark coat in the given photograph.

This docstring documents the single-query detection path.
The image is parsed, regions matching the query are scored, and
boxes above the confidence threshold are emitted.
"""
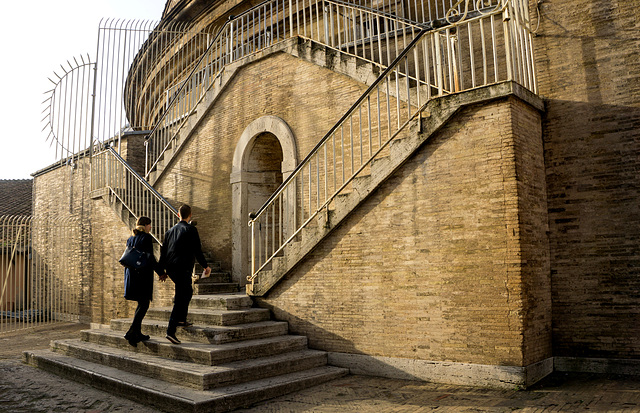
[159,204,211,344]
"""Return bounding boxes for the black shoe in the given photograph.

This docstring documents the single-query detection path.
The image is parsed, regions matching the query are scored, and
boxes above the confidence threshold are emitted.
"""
[138,333,150,341]
[166,334,181,344]
[177,321,193,327]
[124,333,139,347]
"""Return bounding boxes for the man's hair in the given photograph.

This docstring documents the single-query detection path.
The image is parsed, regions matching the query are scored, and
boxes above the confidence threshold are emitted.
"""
[179,204,192,220]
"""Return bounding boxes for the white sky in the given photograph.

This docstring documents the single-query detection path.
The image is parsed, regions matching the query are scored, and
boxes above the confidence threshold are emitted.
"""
[0,0,166,179]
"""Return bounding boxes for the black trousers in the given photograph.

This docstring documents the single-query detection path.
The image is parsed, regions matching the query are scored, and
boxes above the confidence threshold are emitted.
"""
[167,274,193,336]
[127,299,150,336]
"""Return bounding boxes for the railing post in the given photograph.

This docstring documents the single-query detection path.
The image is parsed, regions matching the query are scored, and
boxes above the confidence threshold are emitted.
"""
[435,32,444,95]
[502,3,513,81]
[250,218,256,286]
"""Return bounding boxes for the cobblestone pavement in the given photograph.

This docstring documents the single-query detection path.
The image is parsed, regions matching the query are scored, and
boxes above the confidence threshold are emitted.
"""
[2,323,640,412]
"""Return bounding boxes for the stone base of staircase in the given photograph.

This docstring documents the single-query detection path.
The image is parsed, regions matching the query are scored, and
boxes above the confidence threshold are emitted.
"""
[23,292,347,413]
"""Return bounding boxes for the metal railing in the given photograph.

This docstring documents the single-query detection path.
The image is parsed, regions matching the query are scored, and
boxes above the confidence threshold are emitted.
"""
[0,215,81,334]
[41,0,506,169]
[247,0,536,286]
[42,20,214,165]
[350,0,503,24]
[144,0,424,178]
[91,146,179,243]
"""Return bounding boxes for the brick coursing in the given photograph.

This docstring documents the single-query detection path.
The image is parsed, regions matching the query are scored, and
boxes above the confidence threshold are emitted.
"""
[29,0,640,368]
[33,149,175,326]
[257,97,549,367]
[154,51,369,272]
[533,0,640,358]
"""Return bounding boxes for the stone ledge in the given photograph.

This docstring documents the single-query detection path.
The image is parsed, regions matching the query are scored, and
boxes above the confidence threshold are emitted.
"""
[328,352,554,389]
[555,357,640,375]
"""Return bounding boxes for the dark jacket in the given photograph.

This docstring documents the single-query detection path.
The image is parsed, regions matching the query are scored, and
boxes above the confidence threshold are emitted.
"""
[159,221,208,278]
[124,232,162,301]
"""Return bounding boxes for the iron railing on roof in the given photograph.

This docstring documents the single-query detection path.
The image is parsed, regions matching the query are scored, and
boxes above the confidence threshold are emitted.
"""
[41,0,506,168]
[143,0,425,178]
[42,20,212,165]
[247,0,537,287]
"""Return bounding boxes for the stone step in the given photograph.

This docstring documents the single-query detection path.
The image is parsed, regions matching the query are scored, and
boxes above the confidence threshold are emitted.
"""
[193,282,239,295]
[193,272,230,284]
[24,349,347,413]
[189,293,253,310]
[146,307,271,326]
[81,329,309,365]
[50,339,328,390]
[110,318,288,344]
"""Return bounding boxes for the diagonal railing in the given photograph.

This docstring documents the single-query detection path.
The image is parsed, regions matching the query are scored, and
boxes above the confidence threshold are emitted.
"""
[144,0,424,178]
[91,146,179,244]
[247,0,537,287]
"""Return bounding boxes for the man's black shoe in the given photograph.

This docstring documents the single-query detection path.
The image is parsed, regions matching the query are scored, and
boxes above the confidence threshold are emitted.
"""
[166,334,181,344]
[124,333,139,347]
[139,333,150,341]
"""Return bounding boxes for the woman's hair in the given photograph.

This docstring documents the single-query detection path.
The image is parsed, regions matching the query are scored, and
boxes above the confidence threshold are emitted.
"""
[132,216,152,236]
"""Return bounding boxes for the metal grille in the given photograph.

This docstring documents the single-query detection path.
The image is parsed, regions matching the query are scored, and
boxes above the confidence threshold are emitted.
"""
[0,215,81,334]
[42,20,211,164]
[94,19,215,147]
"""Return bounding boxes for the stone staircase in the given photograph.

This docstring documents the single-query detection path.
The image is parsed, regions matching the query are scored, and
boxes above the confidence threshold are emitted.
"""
[23,292,348,412]
[193,260,239,295]
[146,36,385,186]
[249,81,543,296]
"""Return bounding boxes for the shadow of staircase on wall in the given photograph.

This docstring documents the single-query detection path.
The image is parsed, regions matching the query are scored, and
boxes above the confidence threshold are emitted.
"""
[23,291,347,412]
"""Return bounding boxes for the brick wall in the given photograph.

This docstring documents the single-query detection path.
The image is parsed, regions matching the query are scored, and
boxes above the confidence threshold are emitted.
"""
[256,96,550,367]
[154,51,369,272]
[533,0,640,357]
[33,144,175,326]
[33,159,93,322]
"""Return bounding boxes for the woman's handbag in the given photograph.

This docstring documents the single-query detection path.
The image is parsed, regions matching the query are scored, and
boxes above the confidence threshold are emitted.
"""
[119,246,150,270]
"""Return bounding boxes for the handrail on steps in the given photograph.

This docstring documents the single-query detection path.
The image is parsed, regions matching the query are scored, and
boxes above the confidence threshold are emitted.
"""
[247,0,537,288]
[92,145,179,244]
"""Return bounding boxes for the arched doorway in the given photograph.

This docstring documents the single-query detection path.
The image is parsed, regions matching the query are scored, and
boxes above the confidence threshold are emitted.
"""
[231,116,297,286]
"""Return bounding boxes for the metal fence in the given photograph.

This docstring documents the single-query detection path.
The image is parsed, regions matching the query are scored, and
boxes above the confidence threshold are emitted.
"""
[0,215,81,334]
[91,146,179,244]
[247,0,536,286]
[42,0,512,171]
[42,20,213,165]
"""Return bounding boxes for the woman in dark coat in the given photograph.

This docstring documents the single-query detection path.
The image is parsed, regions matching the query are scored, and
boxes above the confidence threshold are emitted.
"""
[124,216,164,346]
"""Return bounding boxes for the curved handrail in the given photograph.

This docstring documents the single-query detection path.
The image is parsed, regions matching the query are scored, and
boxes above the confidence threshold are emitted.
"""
[144,0,424,178]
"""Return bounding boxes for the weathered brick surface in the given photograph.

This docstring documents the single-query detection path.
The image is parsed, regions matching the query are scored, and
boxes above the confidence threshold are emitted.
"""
[33,159,94,323]
[533,0,640,357]
[29,0,639,369]
[154,51,369,272]
[33,148,175,326]
[257,97,549,367]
